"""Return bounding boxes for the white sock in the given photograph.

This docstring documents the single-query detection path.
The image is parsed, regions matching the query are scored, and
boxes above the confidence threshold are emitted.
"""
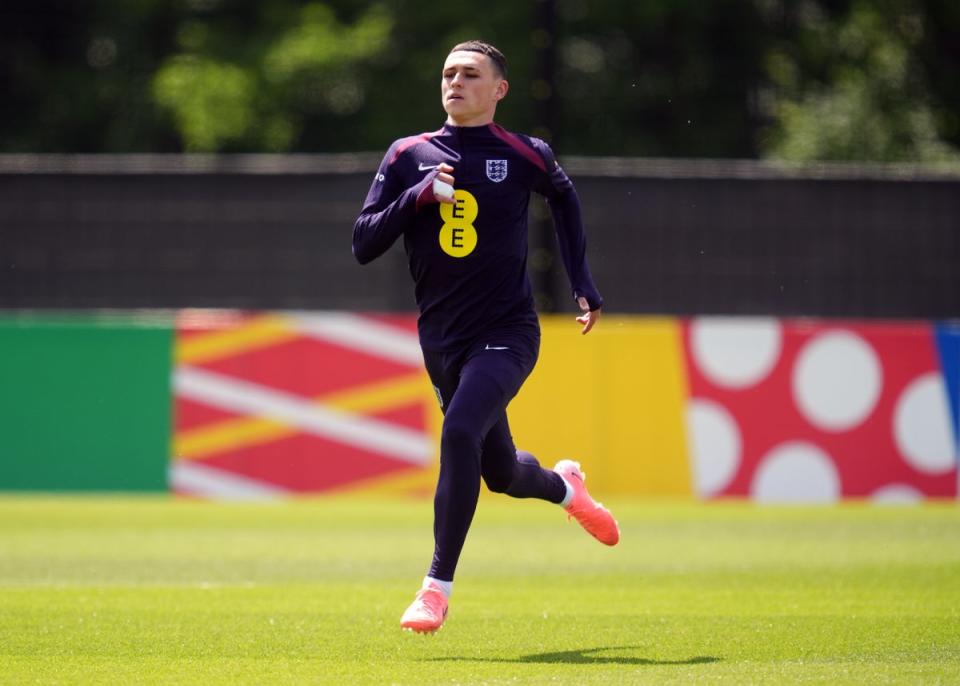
[423,576,453,598]
[558,476,575,508]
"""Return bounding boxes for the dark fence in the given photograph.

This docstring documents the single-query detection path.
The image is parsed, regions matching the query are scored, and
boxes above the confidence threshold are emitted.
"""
[1,154,958,317]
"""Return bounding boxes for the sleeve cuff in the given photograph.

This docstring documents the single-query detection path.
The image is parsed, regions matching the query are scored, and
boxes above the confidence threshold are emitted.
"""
[575,290,604,311]
[415,172,440,212]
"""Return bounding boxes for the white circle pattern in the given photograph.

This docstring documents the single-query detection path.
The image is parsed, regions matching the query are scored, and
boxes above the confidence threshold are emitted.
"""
[685,399,742,497]
[871,484,924,504]
[893,373,956,474]
[751,441,841,503]
[792,330,882,431]
[690,317,783,389]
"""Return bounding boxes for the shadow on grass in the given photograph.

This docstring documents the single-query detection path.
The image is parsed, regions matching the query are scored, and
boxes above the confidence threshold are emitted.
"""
[427,646,721,666]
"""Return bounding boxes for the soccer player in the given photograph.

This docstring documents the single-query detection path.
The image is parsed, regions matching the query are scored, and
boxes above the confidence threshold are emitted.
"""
[353,40,619,634]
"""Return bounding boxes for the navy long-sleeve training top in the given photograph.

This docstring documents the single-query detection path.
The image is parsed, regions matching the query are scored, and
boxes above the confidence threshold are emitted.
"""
[353,121,602,353]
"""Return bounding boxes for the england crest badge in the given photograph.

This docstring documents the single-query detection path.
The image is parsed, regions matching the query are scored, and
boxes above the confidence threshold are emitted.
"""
[486,159,508,182]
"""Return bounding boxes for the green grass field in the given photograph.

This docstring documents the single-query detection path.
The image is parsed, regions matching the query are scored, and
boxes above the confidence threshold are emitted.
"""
[1,496,958,685]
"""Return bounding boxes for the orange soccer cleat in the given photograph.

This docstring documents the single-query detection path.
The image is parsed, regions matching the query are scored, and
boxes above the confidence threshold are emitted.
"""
[400,582,449,634]
[554,459,620,546]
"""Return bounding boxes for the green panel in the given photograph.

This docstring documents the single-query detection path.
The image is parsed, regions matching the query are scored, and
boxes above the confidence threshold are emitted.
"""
[0,312,174,491]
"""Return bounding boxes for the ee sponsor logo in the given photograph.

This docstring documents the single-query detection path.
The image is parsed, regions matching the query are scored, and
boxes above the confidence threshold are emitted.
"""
[438,189,478,258]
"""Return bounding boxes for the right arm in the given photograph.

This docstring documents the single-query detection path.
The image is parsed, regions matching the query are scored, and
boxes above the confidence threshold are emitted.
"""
[352,148,454,265]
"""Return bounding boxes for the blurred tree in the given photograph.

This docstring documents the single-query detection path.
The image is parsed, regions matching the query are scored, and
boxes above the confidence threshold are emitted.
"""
[549,0,767,156]
[0,1,179,152]
[152,3,390,151]
[759,0,960,162]
[1,0,958,159]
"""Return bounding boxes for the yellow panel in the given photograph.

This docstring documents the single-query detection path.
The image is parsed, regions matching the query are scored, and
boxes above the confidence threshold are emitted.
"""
[507,315,692,497]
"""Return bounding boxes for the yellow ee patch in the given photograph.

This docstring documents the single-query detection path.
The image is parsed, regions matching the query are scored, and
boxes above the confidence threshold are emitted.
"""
[438,189,478,258]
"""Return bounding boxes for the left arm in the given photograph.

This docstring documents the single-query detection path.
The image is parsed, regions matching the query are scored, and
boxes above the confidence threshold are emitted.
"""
[531,140,604,334]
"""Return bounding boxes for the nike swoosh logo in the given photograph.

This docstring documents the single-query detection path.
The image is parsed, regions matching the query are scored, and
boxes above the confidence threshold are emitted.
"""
[418,163,439,171]
[485,345,509,350]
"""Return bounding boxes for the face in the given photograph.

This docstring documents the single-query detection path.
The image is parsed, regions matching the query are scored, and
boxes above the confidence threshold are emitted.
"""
[441,50,508,126]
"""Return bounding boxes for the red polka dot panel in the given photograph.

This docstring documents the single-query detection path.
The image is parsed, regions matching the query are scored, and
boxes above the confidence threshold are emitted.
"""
[682,318,958,502]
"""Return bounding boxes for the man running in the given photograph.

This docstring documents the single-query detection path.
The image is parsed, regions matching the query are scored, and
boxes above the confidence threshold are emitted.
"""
[353,40,619,634]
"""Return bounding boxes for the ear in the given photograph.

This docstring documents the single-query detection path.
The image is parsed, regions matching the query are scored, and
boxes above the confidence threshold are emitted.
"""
[494,78,509,101]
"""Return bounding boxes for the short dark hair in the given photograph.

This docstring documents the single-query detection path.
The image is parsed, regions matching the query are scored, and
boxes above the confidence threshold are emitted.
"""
[449,40,508,78]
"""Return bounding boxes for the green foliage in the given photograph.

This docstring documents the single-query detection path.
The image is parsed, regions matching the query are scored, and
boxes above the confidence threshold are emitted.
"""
[151,3,390,151]
[1,497,959,684]
[2,0,960,158]
[154,58,256,151]
[761,1,960,163]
